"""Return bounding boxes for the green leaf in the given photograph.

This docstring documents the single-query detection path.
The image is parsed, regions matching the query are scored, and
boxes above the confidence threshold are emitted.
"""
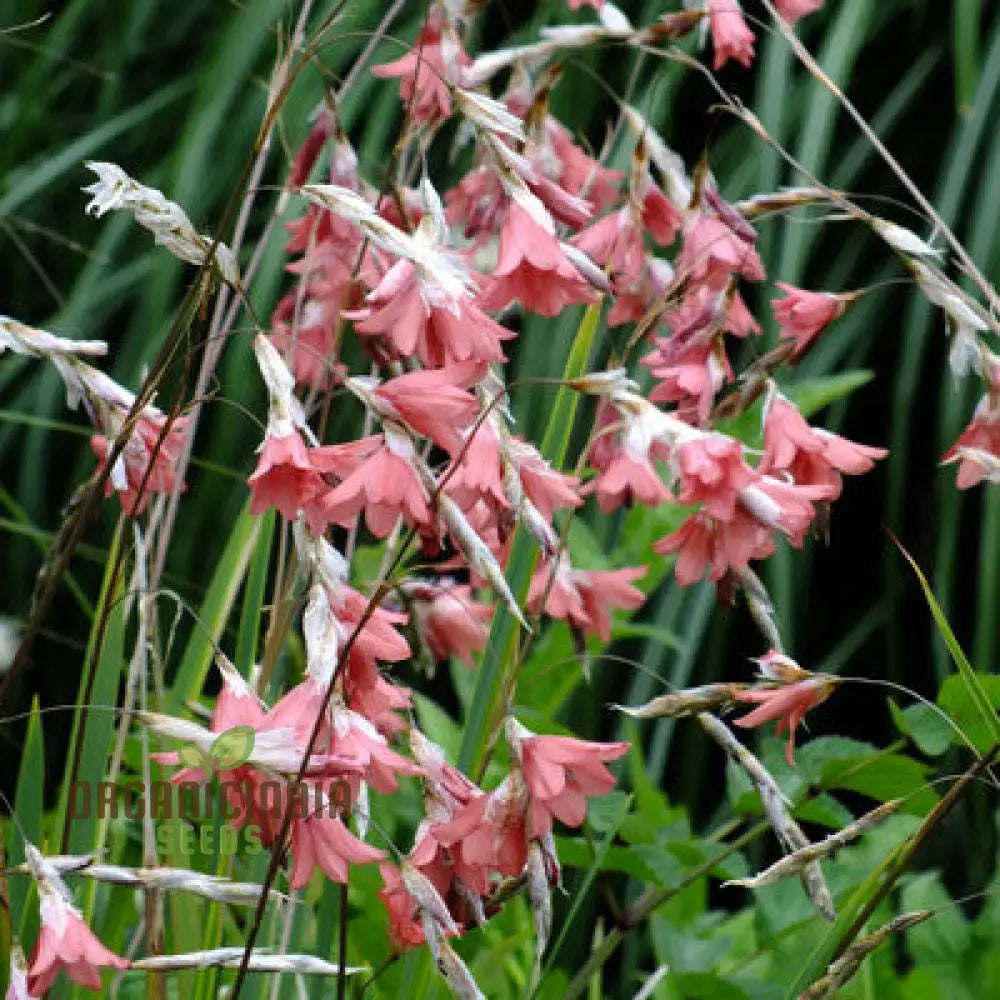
[937,672,1000,754]
[819,753,938,815]
[209,725,255,768]
[587,791,631,833]
[8,697,44,943]
[784,369,875,418]
[169,500,261,710]
[889,697,954,756]
[894,539,1000,749]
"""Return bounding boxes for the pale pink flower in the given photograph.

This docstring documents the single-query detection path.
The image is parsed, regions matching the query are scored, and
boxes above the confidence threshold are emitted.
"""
[313,429,433,538]
[445,165,506,238]
[944,393,1000,488]
[247,432,323,521]
[407,581,492,666]
[346,258,514,368]
[268,293,342,389]
[507,437,582,520]
[654,509,775,585]
[546,118,622,212]
[28,891,129,995]
[735,660,836,766]
[761,397,887,498]
[571,208,646,289]
[478,202,597,317]
[373,362,483,456]
[371,13,471,125]
[435,772,530,878]
[645,337,732,424]
[674,435,756,519]
[640,180,682,247]
[607,257,675,327]
[90,410,190,516]
[586,451,671,513]
[774,0,824,24]
[676,212,765,290]
[708,0,756,70]
[772,282,856,357]
[447,418,509,513]
[739,475,835,546]
[528,556,645,642]
[289,813,385,887]
[509,720,629,839]
[568,0,604,9]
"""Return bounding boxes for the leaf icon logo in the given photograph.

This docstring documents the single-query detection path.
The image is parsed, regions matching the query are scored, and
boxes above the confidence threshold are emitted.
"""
[178,743,209,771]
[209,726,256,771]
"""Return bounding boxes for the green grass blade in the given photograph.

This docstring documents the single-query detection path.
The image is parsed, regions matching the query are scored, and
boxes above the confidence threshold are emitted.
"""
[168,500,261,711]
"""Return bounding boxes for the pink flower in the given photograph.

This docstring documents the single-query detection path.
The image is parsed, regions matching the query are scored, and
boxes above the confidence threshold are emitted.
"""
[509,720,629,839]
[655,509,775,585]
[944,393,1000,488]
[28,892,129,995]
[447,418,508,513]
[289,814,385,887]
[445,165,506,238]
[528,556,645,642]
[407,580,492,665]
[346,258,514,368]
[739,475,835,546]
[674,435,756,519]
[771,283,856,357]
[90,410,190,516]
[734,656,836,766]
[546,118,622,212]
[761,397,887,498]
[586,451,671,513]
[571,208,646,289]
[247,432,323,521]
[640,182,682,247]
[374,362,483,456]
[507,437,582,520]
[435,773,530,878]
[607,257,674,328]
[568,0,604,9]
[313,429,433,538]
[371,14,470,124]
[645,338,732,424]
[268,300,340,389]
[676,213,765,290]
[478,202,597,317]
[708,0,756,70]
[774,0,824,24]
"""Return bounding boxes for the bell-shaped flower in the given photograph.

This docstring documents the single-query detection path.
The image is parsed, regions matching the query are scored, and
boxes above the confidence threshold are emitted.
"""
[527,555,645,642]
[25,845,130,995]
[507,719,629,839]
[707,0,756,70]
[734,651,837,765]
[771,283,857,358]
[478,202,597,317]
